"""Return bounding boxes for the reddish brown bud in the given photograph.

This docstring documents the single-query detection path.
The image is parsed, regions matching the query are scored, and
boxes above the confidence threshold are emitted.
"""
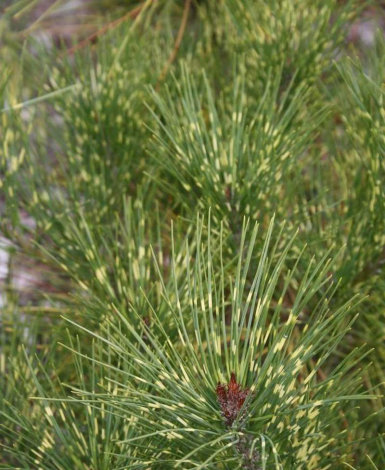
[216,372,250,427]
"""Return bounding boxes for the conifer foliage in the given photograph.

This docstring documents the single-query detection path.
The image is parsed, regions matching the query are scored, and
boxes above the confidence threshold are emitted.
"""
[0,1,384,469]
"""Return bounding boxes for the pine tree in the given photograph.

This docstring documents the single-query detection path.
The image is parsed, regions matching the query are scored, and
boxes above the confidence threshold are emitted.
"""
[1,1,384,468]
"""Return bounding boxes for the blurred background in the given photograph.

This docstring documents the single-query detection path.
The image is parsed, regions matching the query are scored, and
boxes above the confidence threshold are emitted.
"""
[1,0,385,306]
